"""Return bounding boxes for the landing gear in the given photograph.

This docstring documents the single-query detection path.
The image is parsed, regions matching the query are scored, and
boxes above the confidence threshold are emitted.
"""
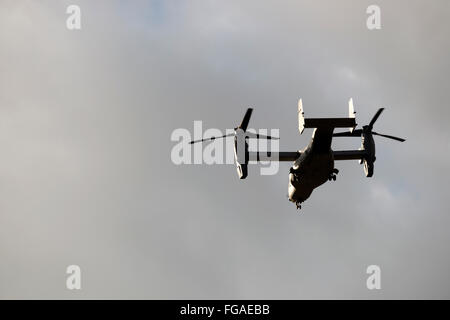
[328,168,339,181]
[296,202,302,210]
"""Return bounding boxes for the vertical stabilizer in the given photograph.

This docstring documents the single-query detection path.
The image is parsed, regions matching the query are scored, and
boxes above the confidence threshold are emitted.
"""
[298,98,305,134]
[348,98,357,133]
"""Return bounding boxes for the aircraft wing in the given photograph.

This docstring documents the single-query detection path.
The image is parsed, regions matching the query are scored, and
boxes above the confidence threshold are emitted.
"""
[333,150,366,160]
[248,151,301,162]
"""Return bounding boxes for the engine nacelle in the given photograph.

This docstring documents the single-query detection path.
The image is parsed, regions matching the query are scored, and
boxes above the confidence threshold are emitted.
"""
[234,129,249,179]
[236,163,248,179]
[361,128,376,177]
[363,159,374,177]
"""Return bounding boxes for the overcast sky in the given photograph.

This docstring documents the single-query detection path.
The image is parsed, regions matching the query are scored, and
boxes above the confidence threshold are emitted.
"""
[1,0,449,299]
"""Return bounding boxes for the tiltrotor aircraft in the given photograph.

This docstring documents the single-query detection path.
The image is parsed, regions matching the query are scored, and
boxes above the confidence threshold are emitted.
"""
[189,99,405,209]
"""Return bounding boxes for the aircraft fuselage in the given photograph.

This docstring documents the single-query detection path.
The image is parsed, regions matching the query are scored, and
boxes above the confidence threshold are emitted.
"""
[288,129,335,206]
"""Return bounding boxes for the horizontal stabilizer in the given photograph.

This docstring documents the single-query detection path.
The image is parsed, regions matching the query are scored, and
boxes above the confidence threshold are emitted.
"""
[304,117,356,129]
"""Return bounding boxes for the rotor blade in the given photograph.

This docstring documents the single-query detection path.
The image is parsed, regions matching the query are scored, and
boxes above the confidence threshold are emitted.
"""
[372,132,406,142]
[368,108,384,129]
[245,132,279,140]
[189,133,234,144]
[333,129,362,137]
[238,108,253,131]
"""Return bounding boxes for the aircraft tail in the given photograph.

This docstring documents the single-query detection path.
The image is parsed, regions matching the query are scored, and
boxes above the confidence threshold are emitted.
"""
[298,98,357,134]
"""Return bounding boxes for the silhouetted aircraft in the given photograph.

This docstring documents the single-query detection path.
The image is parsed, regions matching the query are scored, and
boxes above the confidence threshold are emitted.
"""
[190,99,405,210]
